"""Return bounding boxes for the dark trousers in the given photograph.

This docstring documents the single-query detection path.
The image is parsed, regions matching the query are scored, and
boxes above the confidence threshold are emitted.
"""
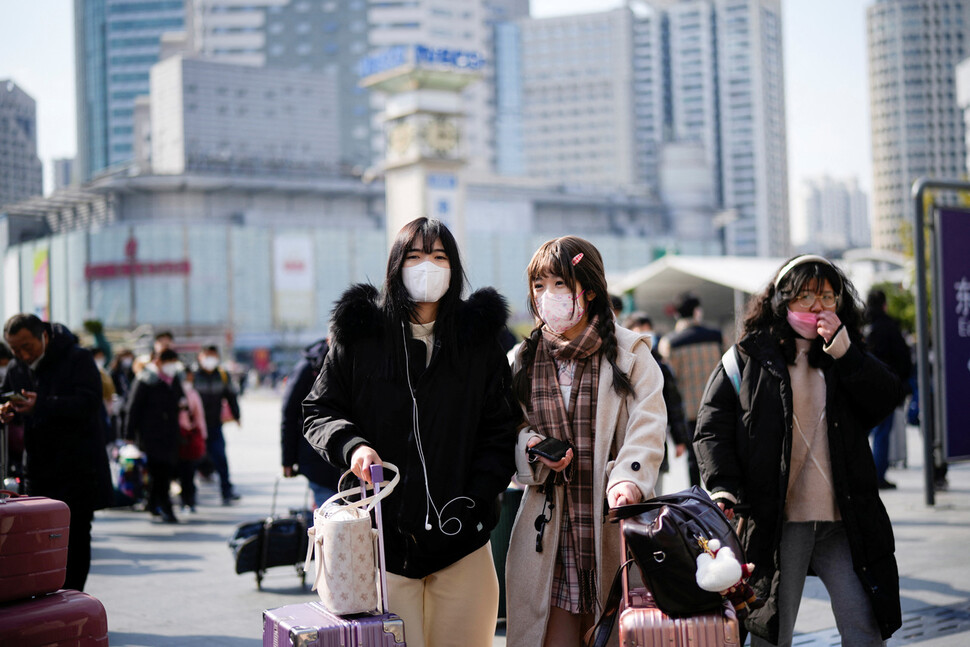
[869,414,893,482]
[65,502,94,591]
[686,419,702,488]
[26,481,94,592]
[178,459,199,507]
[206,424,233,499]
[147,458,176,515]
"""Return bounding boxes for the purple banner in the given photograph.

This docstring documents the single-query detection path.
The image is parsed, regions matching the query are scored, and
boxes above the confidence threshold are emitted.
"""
[938,207,970,460]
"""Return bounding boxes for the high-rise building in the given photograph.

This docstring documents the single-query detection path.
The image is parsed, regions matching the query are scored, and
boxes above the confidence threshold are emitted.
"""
[74,0,186,182]
[497,9,639,187]
[868,0,970,252]
[186,0,529,173]
[800,176,870,253]
[496,0,789,257]
[53,158,76,190]
[149,56,340,176]
[185,0,371,169]
[0,80,44,207]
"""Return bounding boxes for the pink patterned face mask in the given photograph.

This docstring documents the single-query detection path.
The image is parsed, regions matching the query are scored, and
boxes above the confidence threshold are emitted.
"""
[787,309,819,339]
[536,290,586,334]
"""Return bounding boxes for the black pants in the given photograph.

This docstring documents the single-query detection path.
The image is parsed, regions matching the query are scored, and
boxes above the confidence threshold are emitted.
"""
[686,419,702,488]
[65,502,94,591]
[26,480,95,592]
[178,459,199,507]
[147,458,177,516]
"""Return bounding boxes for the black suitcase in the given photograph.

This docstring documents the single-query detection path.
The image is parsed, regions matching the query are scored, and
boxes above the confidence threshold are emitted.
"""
[230,478,311,589]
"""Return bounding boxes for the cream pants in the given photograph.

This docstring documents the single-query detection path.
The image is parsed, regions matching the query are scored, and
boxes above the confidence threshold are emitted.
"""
[386,543,499,647]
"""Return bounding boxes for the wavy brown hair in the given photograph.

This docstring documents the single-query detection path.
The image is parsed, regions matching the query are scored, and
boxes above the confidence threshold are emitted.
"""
[512,236,633,402]
[741,255,864,366]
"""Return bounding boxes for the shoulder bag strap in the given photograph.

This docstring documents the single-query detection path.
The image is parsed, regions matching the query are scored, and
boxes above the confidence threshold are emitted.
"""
[722,345,742,395]
[585,559,635,647]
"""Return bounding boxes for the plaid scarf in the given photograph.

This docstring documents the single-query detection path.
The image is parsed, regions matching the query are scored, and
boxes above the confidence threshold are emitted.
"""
[528,316,602,612]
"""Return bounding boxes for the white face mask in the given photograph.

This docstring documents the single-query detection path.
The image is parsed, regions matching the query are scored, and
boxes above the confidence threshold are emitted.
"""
[200,355,219,372]
[161,362,180,379]
[402,261,451,303]
[0,366,7,382]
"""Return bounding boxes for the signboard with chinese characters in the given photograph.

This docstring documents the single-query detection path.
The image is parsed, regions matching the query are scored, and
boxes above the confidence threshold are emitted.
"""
[358,44,485,78]
[936,207,970,460]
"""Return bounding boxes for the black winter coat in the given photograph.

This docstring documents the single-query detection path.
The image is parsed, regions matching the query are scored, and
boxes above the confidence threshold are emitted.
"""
[867,310,912,389]
[693,330,903,642]
[1,323,113,508]
[303,284,520,579]
[193,367,240,431]
[125,368,184,466]
[281,339,339,490]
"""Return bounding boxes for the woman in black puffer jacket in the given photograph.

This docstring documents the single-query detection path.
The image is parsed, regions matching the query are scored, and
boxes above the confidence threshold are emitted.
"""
[694,255,903,647]
[303,217,519,647]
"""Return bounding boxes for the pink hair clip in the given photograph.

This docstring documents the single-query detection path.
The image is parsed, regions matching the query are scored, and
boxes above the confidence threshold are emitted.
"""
[571,253,583,266]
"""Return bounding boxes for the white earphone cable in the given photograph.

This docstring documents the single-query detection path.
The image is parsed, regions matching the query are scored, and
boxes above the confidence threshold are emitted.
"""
[401,322,474,536]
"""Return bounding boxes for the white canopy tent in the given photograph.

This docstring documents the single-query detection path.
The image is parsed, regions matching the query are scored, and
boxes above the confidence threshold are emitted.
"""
[608,255,786,336]
[608,252,912,338]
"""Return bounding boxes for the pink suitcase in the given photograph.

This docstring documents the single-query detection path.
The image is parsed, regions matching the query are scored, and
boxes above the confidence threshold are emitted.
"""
[620,587,740,646]
[262,464,406,647]
[589,516,741,647]
[0,589,109,646]
[0,491,71,603]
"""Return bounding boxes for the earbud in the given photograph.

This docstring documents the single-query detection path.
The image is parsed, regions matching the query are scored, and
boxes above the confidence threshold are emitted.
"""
[425,523,433,531]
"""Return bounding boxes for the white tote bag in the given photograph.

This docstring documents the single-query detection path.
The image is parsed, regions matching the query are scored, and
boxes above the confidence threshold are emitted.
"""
[303,463,399,615]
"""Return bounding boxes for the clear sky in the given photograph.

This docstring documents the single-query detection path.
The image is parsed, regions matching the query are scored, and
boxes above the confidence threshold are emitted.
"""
[0,0,873,243]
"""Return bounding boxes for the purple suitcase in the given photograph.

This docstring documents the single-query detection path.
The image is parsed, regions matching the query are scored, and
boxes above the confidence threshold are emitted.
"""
[263,601,405,647]
[263,464,406,647]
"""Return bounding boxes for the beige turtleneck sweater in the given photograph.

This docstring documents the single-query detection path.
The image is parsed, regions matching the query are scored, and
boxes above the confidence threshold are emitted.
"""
[784,329,849,522]
[409,321,435,367]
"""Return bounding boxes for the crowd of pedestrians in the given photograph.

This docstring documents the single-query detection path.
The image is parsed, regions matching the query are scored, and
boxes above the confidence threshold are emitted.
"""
[1,217,919,647]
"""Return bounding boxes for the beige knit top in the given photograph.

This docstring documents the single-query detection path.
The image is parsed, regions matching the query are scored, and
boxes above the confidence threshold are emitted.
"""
[409,321,435,367]
[784,329,850,522]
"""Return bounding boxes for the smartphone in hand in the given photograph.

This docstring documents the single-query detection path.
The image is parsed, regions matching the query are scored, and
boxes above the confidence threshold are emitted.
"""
[527,437,570,462]
[0,391,27,404]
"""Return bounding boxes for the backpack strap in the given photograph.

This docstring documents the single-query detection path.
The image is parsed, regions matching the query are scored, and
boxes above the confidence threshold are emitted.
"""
[721,345,742,395]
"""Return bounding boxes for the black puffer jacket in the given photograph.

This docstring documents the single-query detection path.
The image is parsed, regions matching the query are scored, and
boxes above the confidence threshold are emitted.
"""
[1,322,113,507]
[303,284,519,578]
[693,330,903,643]
[281,338,339,490]
[125,367,184,466]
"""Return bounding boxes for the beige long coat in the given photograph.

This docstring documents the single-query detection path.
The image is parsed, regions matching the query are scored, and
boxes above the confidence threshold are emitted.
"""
[506,326,667,647]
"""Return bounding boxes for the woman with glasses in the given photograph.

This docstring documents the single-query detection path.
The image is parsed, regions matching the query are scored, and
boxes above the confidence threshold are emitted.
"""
[693,255,904,647]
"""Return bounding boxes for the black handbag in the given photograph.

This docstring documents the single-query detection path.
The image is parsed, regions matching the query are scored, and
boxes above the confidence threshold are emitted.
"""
[609,485,745,618]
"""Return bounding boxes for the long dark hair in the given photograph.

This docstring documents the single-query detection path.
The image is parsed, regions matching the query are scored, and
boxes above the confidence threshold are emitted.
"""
[380,218,467,364]
[741,255,864,365]
[512,236,633,402]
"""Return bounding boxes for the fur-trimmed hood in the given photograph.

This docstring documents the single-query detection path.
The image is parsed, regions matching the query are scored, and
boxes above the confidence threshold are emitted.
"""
[329,283,510,347]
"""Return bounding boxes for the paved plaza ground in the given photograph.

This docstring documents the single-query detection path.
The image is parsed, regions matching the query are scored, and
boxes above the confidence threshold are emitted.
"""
[78,389,970,646]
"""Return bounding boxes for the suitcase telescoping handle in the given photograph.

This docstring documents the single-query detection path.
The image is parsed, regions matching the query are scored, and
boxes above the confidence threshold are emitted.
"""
[366,464,391,614]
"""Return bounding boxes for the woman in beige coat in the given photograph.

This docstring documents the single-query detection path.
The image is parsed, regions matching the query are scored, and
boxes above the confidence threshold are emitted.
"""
[506,236,667,647]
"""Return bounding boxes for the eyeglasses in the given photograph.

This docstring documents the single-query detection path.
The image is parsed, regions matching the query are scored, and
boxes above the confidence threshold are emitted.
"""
[791,291,839,309]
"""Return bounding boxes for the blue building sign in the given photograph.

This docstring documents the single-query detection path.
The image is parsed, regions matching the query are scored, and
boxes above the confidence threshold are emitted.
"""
[359,44,485,78]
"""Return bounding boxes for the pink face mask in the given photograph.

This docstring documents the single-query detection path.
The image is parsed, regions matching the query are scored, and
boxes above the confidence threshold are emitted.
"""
[536,290,586,335]
[787,309,819,339]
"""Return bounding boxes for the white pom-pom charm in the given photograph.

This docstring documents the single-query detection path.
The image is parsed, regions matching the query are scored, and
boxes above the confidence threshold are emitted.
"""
[695,546,743,592]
